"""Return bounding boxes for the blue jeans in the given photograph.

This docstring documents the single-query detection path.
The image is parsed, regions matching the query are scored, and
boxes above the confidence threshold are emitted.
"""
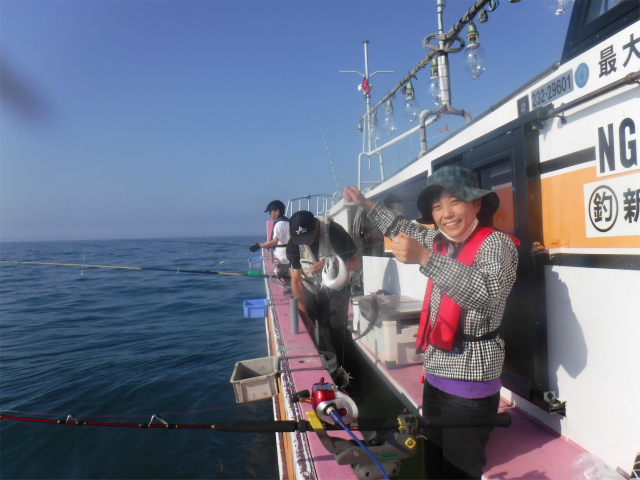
[422,381,500,479]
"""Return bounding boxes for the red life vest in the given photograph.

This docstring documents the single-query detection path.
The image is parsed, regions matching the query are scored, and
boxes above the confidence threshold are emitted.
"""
[415,226,517,352]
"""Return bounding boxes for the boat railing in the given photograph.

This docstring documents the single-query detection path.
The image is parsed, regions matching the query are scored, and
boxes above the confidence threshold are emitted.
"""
[286,193,338,218]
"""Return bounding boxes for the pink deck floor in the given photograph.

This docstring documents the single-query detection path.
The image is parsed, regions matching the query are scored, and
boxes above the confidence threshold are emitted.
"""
[259,223,584,479]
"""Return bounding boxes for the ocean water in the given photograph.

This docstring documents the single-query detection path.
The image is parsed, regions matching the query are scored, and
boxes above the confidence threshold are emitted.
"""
[0,237,280,480]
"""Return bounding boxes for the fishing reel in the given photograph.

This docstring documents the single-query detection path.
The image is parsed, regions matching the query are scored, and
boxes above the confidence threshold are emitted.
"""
[310,377,359,424]
[293,378,418,480]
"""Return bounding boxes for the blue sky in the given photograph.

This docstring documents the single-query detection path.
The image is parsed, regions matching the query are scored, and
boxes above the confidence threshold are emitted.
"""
[1,0,571,242]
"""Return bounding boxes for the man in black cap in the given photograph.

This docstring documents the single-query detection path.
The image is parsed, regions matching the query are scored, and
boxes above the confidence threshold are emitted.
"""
[249,200,290,276]
[286,211,360,368]
[344,165,519,480]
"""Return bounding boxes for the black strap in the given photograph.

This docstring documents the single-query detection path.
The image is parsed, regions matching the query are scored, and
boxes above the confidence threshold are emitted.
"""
[461,330,499,342]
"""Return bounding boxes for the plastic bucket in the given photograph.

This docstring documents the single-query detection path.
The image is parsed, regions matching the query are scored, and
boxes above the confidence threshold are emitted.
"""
[248,256,262,270]
[320,351,338,374]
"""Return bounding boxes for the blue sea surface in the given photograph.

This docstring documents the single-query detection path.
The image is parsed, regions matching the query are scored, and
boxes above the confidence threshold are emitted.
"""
[0,237,279,479]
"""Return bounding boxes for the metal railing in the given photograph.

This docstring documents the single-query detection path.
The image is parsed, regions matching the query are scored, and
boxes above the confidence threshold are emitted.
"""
[286,194,339,218]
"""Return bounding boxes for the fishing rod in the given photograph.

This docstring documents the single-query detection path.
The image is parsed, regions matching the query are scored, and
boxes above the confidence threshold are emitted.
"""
[131,239,288,249]
[0,379,512,480]
[0,260,271,277]
[135,239,259,247]
[0,413,511,431]
[0,410,511,480]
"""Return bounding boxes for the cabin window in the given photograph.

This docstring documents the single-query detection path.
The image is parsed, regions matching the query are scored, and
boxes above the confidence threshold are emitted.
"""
[562,0,639,62]
[585,0,625,24]
[479,161,515,234]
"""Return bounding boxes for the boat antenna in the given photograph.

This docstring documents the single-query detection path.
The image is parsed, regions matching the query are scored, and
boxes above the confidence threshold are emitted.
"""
[340,41,394,190]
[315,113,340,195]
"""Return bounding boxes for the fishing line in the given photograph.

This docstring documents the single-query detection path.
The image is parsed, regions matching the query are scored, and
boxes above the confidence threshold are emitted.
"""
[316,113,341,193]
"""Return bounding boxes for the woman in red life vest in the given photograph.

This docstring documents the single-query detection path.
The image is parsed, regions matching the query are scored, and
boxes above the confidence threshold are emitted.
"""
[344,165,518,480]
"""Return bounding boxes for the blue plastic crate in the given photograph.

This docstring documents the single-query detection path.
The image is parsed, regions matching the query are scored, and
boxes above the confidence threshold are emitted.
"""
[248,256,262,270]
[243,299,268,318]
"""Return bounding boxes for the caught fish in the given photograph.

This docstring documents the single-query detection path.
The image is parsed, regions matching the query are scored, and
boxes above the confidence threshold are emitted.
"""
[321,255,348,290]
[335,367,353,388]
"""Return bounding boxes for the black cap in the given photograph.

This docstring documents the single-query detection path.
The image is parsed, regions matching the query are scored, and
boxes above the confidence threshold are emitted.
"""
[289,211,318,245]
[264,200,285,213]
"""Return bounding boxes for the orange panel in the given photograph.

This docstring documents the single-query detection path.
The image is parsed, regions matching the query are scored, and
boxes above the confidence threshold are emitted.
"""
[541,168,639,249]
[493,186,515,233]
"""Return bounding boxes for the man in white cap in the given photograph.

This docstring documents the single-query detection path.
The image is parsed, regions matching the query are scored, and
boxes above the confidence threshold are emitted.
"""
[249,200,290,276]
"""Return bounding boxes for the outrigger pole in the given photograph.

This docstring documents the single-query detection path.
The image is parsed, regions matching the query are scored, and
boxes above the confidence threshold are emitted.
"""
[0,260,270,277]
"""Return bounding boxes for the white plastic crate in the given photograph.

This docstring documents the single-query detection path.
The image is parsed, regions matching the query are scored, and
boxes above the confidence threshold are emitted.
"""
[230,356,279,403]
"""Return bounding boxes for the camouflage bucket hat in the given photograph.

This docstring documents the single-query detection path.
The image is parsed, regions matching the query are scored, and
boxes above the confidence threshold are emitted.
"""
[416,165,500,224]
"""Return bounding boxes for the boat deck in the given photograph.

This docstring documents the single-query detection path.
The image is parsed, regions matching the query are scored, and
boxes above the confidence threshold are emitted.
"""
[260,244,585,480]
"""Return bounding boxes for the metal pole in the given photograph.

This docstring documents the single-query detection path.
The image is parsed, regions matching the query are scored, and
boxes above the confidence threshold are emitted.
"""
[290,298,299,335]
[436,0,452,107]
[363,41,372,154]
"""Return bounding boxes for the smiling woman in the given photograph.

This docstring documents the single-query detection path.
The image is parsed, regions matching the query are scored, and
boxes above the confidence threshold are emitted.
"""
[429,191,481,243]
[343,165,519,478]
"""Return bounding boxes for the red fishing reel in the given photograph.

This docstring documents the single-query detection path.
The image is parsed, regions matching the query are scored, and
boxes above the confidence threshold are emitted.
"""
[310,377,359,425]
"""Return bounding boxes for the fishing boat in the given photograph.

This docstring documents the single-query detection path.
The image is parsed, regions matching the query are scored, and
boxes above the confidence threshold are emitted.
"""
[254,0,640,478]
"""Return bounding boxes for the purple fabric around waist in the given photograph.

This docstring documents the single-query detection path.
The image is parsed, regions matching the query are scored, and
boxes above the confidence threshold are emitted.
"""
[426,374,501,399]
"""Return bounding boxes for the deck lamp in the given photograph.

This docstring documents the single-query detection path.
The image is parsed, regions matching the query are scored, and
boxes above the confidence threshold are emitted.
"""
[403,78,420,123]
[462,20,487,80]
[384,100,398,137]
[545,0,573,16]
[428,58,442,106]
[358,121,363,133]
[370,110,382,143]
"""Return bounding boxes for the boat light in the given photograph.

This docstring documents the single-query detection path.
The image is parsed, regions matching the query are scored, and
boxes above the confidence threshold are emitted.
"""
[462,20,487,80]
[544,0,573,16]
[428,58,442,106]
[370,110,381,143]
[384,100,398,137]
[403,78,420,123]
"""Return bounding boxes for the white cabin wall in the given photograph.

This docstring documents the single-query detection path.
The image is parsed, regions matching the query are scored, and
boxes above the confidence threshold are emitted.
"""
[330,207,350,231]
[362,256,428,300]
[545,266,640,471]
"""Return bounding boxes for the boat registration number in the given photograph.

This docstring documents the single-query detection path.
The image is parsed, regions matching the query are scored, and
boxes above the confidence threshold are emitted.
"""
[530,70,574,108]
